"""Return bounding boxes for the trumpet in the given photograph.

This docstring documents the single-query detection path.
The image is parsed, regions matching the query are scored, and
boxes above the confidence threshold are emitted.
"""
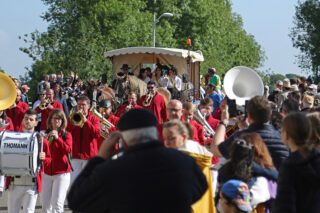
[142,91,154,107]
[90,106,114,138]
[39,131,55,145]
[39,98,52,110]
[70,109,85,128]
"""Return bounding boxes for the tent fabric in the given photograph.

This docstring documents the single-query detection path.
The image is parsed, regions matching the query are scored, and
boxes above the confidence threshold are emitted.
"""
[104,47,204,63]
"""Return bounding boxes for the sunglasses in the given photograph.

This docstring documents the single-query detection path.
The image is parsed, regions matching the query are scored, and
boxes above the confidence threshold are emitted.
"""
[147,87,154,89]
[40,94,46,96]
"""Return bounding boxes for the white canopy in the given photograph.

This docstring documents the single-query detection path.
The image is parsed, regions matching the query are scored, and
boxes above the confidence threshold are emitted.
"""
[104,47,204,63]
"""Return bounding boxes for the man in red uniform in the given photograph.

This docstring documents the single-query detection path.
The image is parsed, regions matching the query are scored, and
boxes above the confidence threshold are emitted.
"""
[67,95,101,185]
[36,88,63,131]
[140,81,167,125]
[5,109,50,213]
[182,102,205,146]
[96,99,119,149]
[157,99,183,141]
[115,92,143,117]
[6,88,29,131]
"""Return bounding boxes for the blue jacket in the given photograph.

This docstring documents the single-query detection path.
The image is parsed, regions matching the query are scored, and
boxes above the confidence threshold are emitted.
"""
[218,123,289,170]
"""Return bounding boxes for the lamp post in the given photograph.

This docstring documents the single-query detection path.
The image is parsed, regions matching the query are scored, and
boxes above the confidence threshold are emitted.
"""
[153,12,174,47]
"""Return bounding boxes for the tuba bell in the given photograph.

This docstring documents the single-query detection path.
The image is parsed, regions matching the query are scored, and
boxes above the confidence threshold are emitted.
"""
[223,66,264,106]
[70,110,85,128]
[0,73,17,110]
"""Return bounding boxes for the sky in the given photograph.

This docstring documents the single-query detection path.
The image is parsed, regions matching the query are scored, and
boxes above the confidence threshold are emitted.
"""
[0,0,302,78]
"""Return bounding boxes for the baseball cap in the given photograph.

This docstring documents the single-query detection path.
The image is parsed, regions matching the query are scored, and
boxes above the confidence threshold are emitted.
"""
[21,85,30,90]
[221,179,252,212]
[117,108,158,131]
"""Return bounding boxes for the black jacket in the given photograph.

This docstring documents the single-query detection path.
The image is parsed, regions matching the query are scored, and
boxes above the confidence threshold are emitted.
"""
[218,123,289,169]
[272,149,320,213]
[67,140,207,213]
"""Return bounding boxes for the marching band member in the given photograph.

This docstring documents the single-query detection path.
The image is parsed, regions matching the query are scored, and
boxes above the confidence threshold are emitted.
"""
[36,88,63,131]
[115,92,143,117]
[0,109,14,196]
[140,81,167,125]
[198,97,221,140]
[182,102,205,146]
[6,88,29,131]
[41,109,72,213]
[96,99,119,149]
[157,99,183,141]
[5,109,50,213]
[66,96,100,185]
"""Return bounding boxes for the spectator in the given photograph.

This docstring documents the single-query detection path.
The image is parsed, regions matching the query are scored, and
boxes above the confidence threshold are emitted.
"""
[208,68,221,90]
[307,112,320,150]
[53,84,69,117]
[211,96,289,170]
[137,68,150,84]
[219,180,253,213]
[67,109,207,213]
[272,112,320,213]
[21,84,30,105]
[301,95,314,113]
[206,83,223,115]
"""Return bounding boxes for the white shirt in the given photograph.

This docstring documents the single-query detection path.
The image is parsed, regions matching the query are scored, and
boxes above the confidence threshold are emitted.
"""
[167,76,182,91]
[153,76,168,88]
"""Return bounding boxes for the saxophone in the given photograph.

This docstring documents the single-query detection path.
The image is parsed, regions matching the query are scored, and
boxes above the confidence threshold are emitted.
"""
[142,91,154,107]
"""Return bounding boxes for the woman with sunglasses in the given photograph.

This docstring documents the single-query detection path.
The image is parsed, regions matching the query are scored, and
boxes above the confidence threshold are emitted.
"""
[40,109,72,213]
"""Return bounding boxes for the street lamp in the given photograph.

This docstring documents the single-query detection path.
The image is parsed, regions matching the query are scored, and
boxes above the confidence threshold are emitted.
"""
[153,12,174,47]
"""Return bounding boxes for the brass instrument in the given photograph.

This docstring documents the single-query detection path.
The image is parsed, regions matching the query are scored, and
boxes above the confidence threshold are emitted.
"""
[193,110,215,136]
[70,109,85,128]
[0,73,17,110]
[142,91,154,107]
[90,106,114,138]
[39,131,55,145]
[39,98,52,110]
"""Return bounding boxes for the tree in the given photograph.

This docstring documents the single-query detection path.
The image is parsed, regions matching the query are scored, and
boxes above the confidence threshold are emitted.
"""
[290,0,320,81]
[20,0,265,98]
[0,67,4,73]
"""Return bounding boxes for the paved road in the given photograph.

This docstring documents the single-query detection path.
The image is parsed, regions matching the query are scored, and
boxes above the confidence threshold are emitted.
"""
[0,190,72,212]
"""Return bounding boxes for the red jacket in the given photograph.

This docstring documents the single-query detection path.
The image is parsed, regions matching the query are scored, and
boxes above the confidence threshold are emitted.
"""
[36,100,63,131]
[6,101,29,131]
[67,111,101,160]
[139,93,167,125]
[189,120,205,146]
[97,114,119,149]
[44,130,72,175]
[115,103,143,117]
[206,114,223,164]
[5,137,51,193]
[0,117,14,132]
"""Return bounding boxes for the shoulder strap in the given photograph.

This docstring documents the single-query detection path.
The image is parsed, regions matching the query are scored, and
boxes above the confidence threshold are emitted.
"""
[62,130,67,141]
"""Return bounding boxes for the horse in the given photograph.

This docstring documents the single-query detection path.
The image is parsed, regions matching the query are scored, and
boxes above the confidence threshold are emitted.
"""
[113,74,147,104]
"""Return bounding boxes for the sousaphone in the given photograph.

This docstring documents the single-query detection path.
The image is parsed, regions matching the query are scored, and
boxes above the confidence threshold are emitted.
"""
[0,73,17,110]
[224,66,264,106]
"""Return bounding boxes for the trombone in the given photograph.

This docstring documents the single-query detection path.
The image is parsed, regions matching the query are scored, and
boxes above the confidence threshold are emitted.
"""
[69,109,85,128]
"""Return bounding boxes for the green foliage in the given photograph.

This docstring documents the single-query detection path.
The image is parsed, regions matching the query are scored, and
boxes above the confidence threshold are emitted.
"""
[20,0,265,99]
[290,0,320,81]
[285,73,300,79]
[0,67,4,73]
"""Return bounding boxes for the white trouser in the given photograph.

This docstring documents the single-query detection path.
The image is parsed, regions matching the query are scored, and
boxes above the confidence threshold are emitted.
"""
[70,159,87,187]
[0,175,5,191]
[8,184,38,213]
[40,173,70,213]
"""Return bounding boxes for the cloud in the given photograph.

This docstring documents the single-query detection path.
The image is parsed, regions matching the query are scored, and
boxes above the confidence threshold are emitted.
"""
[0,29,10,46]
